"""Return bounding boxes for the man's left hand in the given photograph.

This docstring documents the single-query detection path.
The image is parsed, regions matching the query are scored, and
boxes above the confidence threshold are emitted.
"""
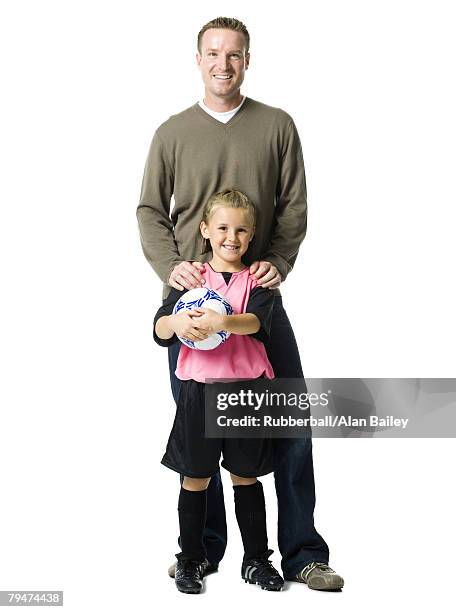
[249,261,282,289]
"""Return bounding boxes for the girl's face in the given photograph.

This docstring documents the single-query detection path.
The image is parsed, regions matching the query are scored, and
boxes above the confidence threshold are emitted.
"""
[200,206,254,268]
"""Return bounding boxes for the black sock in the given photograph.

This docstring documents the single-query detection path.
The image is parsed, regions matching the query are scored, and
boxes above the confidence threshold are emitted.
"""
[233,481,269,561]
[177,487,207,562]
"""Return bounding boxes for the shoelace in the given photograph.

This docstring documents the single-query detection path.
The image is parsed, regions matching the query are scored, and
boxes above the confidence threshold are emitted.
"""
[178,559,205,578]
[300,562,333,581]
[253,558,282,579]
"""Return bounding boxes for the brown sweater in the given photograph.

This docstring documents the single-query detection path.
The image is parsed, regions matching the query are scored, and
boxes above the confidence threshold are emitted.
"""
[137,97,307,296]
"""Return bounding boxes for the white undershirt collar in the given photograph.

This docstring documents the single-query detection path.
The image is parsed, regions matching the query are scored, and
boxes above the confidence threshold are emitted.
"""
[198,96,246,124]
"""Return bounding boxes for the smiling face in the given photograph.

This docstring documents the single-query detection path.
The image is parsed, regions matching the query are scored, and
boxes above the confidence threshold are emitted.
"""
[196,28,250,109]
[200,206,254,271]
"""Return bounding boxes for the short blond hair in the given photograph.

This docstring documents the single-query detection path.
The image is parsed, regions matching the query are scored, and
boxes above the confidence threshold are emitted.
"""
[197,17,250,54]
[201,189,255,253]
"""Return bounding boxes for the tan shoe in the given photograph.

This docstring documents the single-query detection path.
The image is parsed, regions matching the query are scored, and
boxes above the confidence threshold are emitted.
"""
[295,562,344,590]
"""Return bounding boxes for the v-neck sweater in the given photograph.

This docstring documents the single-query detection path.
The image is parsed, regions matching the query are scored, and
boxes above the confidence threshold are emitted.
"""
[137,97,307,297]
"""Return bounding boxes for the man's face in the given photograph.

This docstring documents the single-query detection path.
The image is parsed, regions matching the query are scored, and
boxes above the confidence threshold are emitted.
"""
[196,28,250,100]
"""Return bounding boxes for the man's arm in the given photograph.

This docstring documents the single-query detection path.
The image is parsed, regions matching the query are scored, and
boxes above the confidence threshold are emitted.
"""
[137,131,205,289]
[136,130,183,283]
[261,118,308,281]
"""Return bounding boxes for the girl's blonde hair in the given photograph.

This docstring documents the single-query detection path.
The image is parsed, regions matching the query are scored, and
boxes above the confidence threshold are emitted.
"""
[201,189,256,254]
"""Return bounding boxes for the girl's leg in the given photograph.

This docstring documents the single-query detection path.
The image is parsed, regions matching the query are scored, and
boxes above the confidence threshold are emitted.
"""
[182,477,211,492]
[178,477,211,561]
[231,474,284,590]
[230,474,269,560]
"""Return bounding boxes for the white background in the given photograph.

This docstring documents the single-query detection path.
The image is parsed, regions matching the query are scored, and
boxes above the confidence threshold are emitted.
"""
[1,0,455,610]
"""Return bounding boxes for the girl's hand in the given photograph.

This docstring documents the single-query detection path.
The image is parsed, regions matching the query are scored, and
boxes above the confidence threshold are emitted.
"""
[192,308,226,334]
[170,311,210,342]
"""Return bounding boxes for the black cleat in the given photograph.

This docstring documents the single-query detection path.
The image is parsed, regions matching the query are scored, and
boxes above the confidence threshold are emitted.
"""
[241,550,284,591]
[168,560,218,578]
[174,558,208,594]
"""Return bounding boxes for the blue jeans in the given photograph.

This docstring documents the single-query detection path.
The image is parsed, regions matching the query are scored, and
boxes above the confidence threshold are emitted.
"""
[168,296,329,578]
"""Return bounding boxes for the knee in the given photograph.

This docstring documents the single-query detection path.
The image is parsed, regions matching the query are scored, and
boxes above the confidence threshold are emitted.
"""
[182,476,211,491]
[230,474,257,487]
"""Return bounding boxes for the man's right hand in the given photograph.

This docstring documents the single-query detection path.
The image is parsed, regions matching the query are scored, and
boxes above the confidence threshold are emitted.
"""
[168,261,206,291]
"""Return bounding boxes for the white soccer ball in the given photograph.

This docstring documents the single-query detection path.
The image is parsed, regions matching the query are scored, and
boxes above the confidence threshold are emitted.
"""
[173,287,233,351]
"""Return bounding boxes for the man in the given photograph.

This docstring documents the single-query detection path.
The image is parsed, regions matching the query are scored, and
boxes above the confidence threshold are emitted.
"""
[137,16,344,592]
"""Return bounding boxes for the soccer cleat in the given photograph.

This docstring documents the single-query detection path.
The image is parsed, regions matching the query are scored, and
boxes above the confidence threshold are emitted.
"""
[168,560,218,578]
[174,558,209,594]
[241,550,284,591]
[295,561,344,590]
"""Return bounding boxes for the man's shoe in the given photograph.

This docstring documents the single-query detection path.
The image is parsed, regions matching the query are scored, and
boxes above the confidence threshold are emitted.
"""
[295,562,344,590]
[168,560,218,579]
[241,550,284,591]
[174,558,209,594]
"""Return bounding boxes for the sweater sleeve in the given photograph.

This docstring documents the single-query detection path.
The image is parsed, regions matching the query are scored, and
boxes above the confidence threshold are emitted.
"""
[262,119,307,281]
[136,130,184,283]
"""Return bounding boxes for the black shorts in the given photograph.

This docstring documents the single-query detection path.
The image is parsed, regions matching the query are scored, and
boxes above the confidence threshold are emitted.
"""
[161,379,274,478]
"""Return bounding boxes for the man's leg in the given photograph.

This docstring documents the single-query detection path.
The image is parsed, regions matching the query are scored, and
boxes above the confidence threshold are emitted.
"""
[266,297,330,579]
[168,341,227,567]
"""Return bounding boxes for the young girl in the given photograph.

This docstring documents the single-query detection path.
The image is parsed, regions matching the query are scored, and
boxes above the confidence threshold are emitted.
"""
[154,189,284,594]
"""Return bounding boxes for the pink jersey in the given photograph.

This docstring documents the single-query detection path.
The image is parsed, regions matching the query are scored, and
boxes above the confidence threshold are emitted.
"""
[176,263,275,383]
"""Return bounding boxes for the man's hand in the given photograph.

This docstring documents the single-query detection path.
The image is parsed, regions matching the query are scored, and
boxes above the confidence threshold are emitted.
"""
[192,308,226,334]
[170,311,210,342]
[168,261,206,291]
[249,260,282,289]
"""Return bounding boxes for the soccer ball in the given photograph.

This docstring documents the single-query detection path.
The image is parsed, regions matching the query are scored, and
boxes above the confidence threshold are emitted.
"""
[173,287,233,350]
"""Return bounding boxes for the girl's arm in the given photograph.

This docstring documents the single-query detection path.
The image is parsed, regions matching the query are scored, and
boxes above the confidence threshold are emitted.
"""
[156,312,210,342]
[155,314,176,340]
[153,287,208,345]
[223,313,260,335]
[191,308,260,336]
